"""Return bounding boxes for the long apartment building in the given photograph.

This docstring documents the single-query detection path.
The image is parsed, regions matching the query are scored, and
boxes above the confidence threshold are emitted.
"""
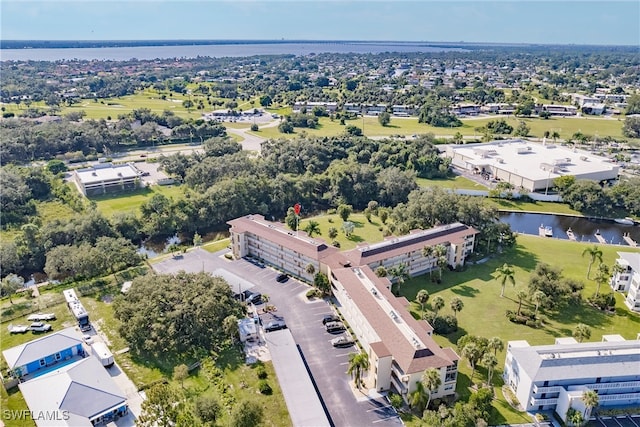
[227,214,478,401]
[609,251,640,312]
[503,336,640,423]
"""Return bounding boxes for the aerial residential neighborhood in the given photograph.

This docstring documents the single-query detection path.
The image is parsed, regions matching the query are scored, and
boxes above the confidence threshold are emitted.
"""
[1,2,640,427]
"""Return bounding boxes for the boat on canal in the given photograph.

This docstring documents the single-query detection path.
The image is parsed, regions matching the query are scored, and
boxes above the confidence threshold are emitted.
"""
[614,217,636,226]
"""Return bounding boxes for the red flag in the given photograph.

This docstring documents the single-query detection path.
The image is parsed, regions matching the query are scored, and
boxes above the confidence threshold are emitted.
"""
[294,203,301,215]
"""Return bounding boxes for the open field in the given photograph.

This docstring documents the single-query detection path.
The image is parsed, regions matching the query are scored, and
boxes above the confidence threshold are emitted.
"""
[249,115,629,141]
[416,175,488,190]
[298,213,387,251]
[487,198,584,215]
[400,234,640,424]
[91,184,186,217]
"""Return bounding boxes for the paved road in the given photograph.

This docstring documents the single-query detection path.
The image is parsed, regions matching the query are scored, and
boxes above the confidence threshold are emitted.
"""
[152,248,403,427]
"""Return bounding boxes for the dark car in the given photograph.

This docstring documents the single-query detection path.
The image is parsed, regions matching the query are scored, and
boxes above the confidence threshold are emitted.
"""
[322,314,340,325]
[276,273,289,283]
[331,335,355,348]
[264,321,287,332]
[325,321,346,333]
[246,293,263,305]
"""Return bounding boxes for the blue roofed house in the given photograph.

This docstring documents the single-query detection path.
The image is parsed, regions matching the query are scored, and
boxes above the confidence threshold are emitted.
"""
[2,327,85,380]
[19,356,128,426]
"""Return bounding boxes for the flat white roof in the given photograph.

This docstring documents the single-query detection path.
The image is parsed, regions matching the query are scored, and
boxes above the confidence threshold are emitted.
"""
[448,139,618,182]
[75,164,139,185]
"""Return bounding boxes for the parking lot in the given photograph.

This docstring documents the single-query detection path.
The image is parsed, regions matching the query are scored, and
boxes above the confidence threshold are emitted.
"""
[588,416,640,427]
[152,248,402,426]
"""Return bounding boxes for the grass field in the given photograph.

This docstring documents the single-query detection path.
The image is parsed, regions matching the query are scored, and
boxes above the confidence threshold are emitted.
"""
[416,175,488,190]
[399,235,640,425]
[91,184,186,217]
[487,199,583,215]
[298,213,386,251]
[249,115,629,141]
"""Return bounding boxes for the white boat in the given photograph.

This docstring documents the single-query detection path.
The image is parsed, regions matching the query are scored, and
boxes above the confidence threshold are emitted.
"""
[544,226,553,237]
[614,217,635,226]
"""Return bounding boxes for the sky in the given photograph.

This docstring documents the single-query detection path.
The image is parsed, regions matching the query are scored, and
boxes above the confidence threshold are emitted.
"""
[1,0,638,46]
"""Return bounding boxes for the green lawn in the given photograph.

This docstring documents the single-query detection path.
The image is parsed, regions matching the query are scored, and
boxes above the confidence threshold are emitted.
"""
[0,386,34,427]
[91,184,186,217]
[249,115,628,141]
[202,238,231,253]
[399,235,640,424]
[298,213,387,251]
[487,199,584,215]
[416,175,488,190]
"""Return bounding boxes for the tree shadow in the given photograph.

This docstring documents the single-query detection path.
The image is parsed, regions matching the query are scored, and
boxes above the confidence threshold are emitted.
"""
[451,285,480,298]
[215,344,245,371]
[347,234,365,243]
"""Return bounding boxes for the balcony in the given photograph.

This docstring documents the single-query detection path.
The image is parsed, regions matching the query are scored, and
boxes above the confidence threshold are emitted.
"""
[530,397,558,406]
[533,384,564,394]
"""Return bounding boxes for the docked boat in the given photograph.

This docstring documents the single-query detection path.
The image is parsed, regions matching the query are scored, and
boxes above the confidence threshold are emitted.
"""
[539,224,553,237]
[614,217,635,226]
[566,228,576,241]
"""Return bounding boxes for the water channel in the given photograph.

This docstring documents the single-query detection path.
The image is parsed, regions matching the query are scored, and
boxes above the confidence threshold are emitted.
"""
[499,212,640,247]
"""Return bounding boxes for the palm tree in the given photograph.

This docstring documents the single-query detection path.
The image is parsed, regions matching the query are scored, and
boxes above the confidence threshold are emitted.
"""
[422,368,442,411]
[375,266,388,278]
[422,245,434,276]
[450,297,464,318]
[434,244,448,279]
[416,290,429,319]
[494,264,515,298]
[481,352,498,385]
[487,337,504,356]
[531,290,546,317]
[551,130,560,143]
[305,263,316,276]
[593,263,610,297]
[408,381,429,414]
[461,343,481,382]
[573,323,592,343]
[516,290,528,316]
[347,352,370,390]
[581,389,599,420]
[436,256,448,281]
[304,220,321,238]
[566,408,584,427]
[582,245,603,279]
[431,296,445,316]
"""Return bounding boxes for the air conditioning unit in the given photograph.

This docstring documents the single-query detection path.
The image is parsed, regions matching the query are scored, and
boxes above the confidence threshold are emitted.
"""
[402,375,410,383]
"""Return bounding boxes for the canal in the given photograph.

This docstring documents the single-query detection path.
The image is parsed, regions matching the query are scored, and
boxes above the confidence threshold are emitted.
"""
[499,212,640,247]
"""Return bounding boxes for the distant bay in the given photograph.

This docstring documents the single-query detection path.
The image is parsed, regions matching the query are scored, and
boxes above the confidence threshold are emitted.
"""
[0,41,465,61]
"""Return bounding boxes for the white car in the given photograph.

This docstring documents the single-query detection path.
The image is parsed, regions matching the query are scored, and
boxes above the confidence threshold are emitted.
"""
[29,322,52,332]
[27,313,56,321]
[83,335,94,344]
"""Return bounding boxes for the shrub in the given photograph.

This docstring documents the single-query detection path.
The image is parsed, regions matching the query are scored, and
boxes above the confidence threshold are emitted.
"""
[332,240,341,248]
[425,313,458,334]
[257,380,272,395]
[255,365,267,379]
[250,123,259,131]
[306,289,320,299]
[588,292,616,311]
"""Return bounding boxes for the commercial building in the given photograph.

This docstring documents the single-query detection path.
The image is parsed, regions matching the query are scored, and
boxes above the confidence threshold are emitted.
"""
[73,163,141,196]
[19,356,128,426]
[446,139,620,192]
[609,251,640,312]
[503,337,640,422]
[228,214,478,401]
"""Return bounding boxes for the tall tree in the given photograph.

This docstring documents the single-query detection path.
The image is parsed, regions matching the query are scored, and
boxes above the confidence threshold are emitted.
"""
[408,381,429,414]
[450,297,464,318]
[347,352,370,389]
[494,264,515,298]
[173,364,189,389]
[516,290,528,316]
[337,204,353,222]
[416,289,430,319]
[573,324,592,343]
[582,245,603,279]
[487,337,504,356]
[303,220,321,237]
[422,245,434,276]
[138,383,184,427]
[431,296,445,316]
[531,290,546,316]
[581,390,599,420]
[593,263,610,297]
[481,353,498,385]
[461,343,482,382]
[1,274,23,304]
[422,367,442,411]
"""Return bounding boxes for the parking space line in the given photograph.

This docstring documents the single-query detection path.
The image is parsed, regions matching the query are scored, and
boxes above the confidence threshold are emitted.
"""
[339,362,349,366]
[367,404,393,413]
[335,352,354,357]
[372,417,399,424]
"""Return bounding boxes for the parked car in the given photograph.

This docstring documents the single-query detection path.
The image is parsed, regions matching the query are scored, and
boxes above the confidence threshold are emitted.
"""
[83,334,94,344]
[27,313,56,321]
[322,314,340,325]
[8,324,29,334]
[246,292,263,305]
[264,321,287,332]
[325,321,346,333]
[276,273,289,283]
[331,335,355,348]
[30,322,52,333]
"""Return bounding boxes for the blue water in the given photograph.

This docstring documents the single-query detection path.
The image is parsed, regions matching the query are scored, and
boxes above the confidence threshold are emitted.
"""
[0,41,463,61]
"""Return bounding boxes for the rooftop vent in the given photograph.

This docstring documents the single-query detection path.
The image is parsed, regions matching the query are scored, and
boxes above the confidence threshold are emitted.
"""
[371,287,378,296]
[389,310,398,320]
